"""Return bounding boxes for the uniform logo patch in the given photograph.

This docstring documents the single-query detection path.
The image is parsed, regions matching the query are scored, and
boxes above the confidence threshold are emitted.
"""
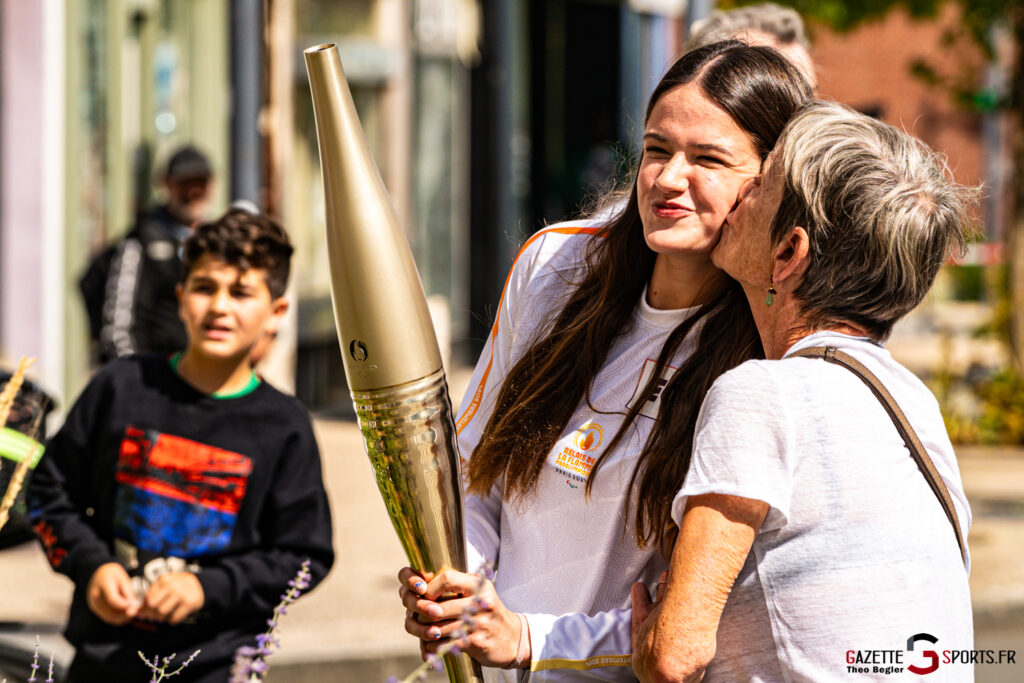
[554,421,604,484]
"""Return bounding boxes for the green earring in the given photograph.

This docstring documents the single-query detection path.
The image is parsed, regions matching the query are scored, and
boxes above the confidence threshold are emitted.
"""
[765,283,777,306]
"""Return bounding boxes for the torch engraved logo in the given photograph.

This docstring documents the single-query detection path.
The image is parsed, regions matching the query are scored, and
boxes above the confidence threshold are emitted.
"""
[349,339,369,362]
[574,423,604,452]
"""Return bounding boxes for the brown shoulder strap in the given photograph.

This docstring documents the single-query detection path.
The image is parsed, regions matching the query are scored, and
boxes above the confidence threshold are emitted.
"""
[790,345,966,566]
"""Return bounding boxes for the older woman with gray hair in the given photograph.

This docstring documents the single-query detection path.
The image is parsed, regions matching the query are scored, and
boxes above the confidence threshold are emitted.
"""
[630,100,974,682]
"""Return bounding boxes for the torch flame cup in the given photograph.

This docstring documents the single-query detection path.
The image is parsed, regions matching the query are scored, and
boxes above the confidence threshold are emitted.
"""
[304,44,482,683]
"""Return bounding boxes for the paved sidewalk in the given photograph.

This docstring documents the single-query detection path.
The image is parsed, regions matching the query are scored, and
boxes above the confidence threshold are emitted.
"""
[2,376,1023,681]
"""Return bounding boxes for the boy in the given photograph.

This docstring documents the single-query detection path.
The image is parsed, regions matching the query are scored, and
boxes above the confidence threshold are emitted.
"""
[29,209,334,682]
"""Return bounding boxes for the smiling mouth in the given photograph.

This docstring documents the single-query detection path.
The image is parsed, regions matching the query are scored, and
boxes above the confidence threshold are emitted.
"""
[652,202,694,218]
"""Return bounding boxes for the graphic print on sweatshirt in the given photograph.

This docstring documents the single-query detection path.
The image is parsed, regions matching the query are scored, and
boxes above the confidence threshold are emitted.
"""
[113,425,252,558]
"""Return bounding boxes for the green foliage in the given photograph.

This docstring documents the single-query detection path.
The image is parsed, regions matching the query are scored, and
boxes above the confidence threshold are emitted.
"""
[730,0,1014,113]
[973,369,1024,444]
[945,265,986,301]
[975,265,1012,342]
[731,0,1021,46]
[724,0,944,33]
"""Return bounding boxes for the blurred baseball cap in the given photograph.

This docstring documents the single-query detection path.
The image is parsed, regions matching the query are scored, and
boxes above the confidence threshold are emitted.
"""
[165,145,213,181]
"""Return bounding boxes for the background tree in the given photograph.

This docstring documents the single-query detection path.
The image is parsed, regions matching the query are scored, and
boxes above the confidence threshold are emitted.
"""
[732,0,1024,369]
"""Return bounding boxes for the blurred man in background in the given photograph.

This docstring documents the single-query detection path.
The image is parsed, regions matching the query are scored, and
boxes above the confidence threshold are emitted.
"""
[80,145,214,364]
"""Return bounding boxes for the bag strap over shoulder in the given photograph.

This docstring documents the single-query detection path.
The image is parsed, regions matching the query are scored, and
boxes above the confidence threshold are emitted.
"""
[789,345,967,566]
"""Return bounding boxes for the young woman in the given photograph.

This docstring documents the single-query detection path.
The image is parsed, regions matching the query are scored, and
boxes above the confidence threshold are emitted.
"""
[398,42,812,681]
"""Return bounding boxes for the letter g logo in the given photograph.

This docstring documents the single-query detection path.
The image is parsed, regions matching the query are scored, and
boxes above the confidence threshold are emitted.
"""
[907,633,939,675]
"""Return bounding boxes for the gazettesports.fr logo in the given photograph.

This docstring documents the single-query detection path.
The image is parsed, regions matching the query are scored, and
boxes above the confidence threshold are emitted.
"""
[845,633,1017,676]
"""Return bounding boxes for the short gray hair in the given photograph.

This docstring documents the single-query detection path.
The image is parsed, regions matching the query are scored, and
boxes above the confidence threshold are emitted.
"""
[686,3,810,52]
[771,100,976,339]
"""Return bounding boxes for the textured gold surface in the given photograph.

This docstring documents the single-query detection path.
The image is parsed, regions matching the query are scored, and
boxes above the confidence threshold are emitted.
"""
[353,370,466,574]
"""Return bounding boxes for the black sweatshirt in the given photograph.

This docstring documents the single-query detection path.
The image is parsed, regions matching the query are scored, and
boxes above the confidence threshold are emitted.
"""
[27,355,334,681]
[79,205,193,363]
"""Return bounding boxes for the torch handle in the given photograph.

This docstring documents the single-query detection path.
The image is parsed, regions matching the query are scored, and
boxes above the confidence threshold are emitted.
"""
[353,370,483,682]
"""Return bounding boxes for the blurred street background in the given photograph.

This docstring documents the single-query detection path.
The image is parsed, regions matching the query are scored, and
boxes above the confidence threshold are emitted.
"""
[2,0,1024,680]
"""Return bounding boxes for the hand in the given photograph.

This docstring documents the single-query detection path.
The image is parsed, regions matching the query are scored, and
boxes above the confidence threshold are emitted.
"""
[139,571,205,625]
[631,572,673,683]
[398,567,528,669]
[631,570,668,636]
[86,563,140,625]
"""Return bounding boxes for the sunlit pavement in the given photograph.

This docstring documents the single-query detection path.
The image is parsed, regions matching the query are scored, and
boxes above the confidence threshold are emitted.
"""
[1,373,1022,682]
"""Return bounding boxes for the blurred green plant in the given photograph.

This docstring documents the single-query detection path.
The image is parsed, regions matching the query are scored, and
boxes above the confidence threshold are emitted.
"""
[946,265,986,301]
[944,368,1024,445]
[974,369,1024,444]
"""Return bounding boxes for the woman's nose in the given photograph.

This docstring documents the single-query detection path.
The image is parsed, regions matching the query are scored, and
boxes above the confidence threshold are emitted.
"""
[655,155,690,193]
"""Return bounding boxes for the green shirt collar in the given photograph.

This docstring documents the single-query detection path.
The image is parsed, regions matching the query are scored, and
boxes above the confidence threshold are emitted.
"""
[169,352,261,399]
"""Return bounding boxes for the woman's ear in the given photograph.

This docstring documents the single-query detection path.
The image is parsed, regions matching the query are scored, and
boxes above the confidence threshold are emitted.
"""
[773,226,810,287]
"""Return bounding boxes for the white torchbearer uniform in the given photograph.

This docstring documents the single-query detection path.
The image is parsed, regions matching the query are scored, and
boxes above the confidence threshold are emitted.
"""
[456,224,699,681]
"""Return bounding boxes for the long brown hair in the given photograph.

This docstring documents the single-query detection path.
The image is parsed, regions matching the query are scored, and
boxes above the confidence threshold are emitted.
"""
[467,41,812,554]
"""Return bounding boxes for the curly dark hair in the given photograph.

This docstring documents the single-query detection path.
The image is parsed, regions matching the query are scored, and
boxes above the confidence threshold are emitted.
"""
[182,208,294,298]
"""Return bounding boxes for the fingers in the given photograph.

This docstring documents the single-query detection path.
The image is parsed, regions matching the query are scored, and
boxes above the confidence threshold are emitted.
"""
[399,567,480,623]
[398,567,429,596]
[113,576,139,614]
[631,581,655,632]
[167,601,195,626]
[89,596,132,626]
[404,592,477,626]
[422,569,481,601]
[405,610,464,642]
[87,563,138,625]
[141,573,204,623]
[655,571,669,603]
[399,585,448,621]
[103,570,137,611]
[143,582,179,621]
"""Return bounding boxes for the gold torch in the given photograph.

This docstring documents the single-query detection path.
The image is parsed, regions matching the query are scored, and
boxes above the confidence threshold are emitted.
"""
[304,44,483,683]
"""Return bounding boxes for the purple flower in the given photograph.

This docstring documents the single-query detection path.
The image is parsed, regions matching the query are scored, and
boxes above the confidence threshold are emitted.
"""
[229,558,313,682]
[426,654,444,672]
[137,649,200,682]
[27,636,40,682]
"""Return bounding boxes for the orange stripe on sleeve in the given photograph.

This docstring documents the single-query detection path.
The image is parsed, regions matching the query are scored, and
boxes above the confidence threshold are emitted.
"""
[455,226,602,435]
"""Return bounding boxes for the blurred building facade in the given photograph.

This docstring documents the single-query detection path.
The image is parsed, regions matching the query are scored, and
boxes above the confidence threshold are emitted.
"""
[1,0,235,411]
[811,3,1002,250]
[0,0,690,414]
[0,0,1003,415]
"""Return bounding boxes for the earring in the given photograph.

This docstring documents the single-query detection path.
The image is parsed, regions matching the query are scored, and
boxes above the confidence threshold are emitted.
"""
[765,282,777,306]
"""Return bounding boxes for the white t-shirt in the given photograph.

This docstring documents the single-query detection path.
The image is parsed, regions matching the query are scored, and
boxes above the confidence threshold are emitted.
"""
[457,224,699,681]
[674,331,973,682]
